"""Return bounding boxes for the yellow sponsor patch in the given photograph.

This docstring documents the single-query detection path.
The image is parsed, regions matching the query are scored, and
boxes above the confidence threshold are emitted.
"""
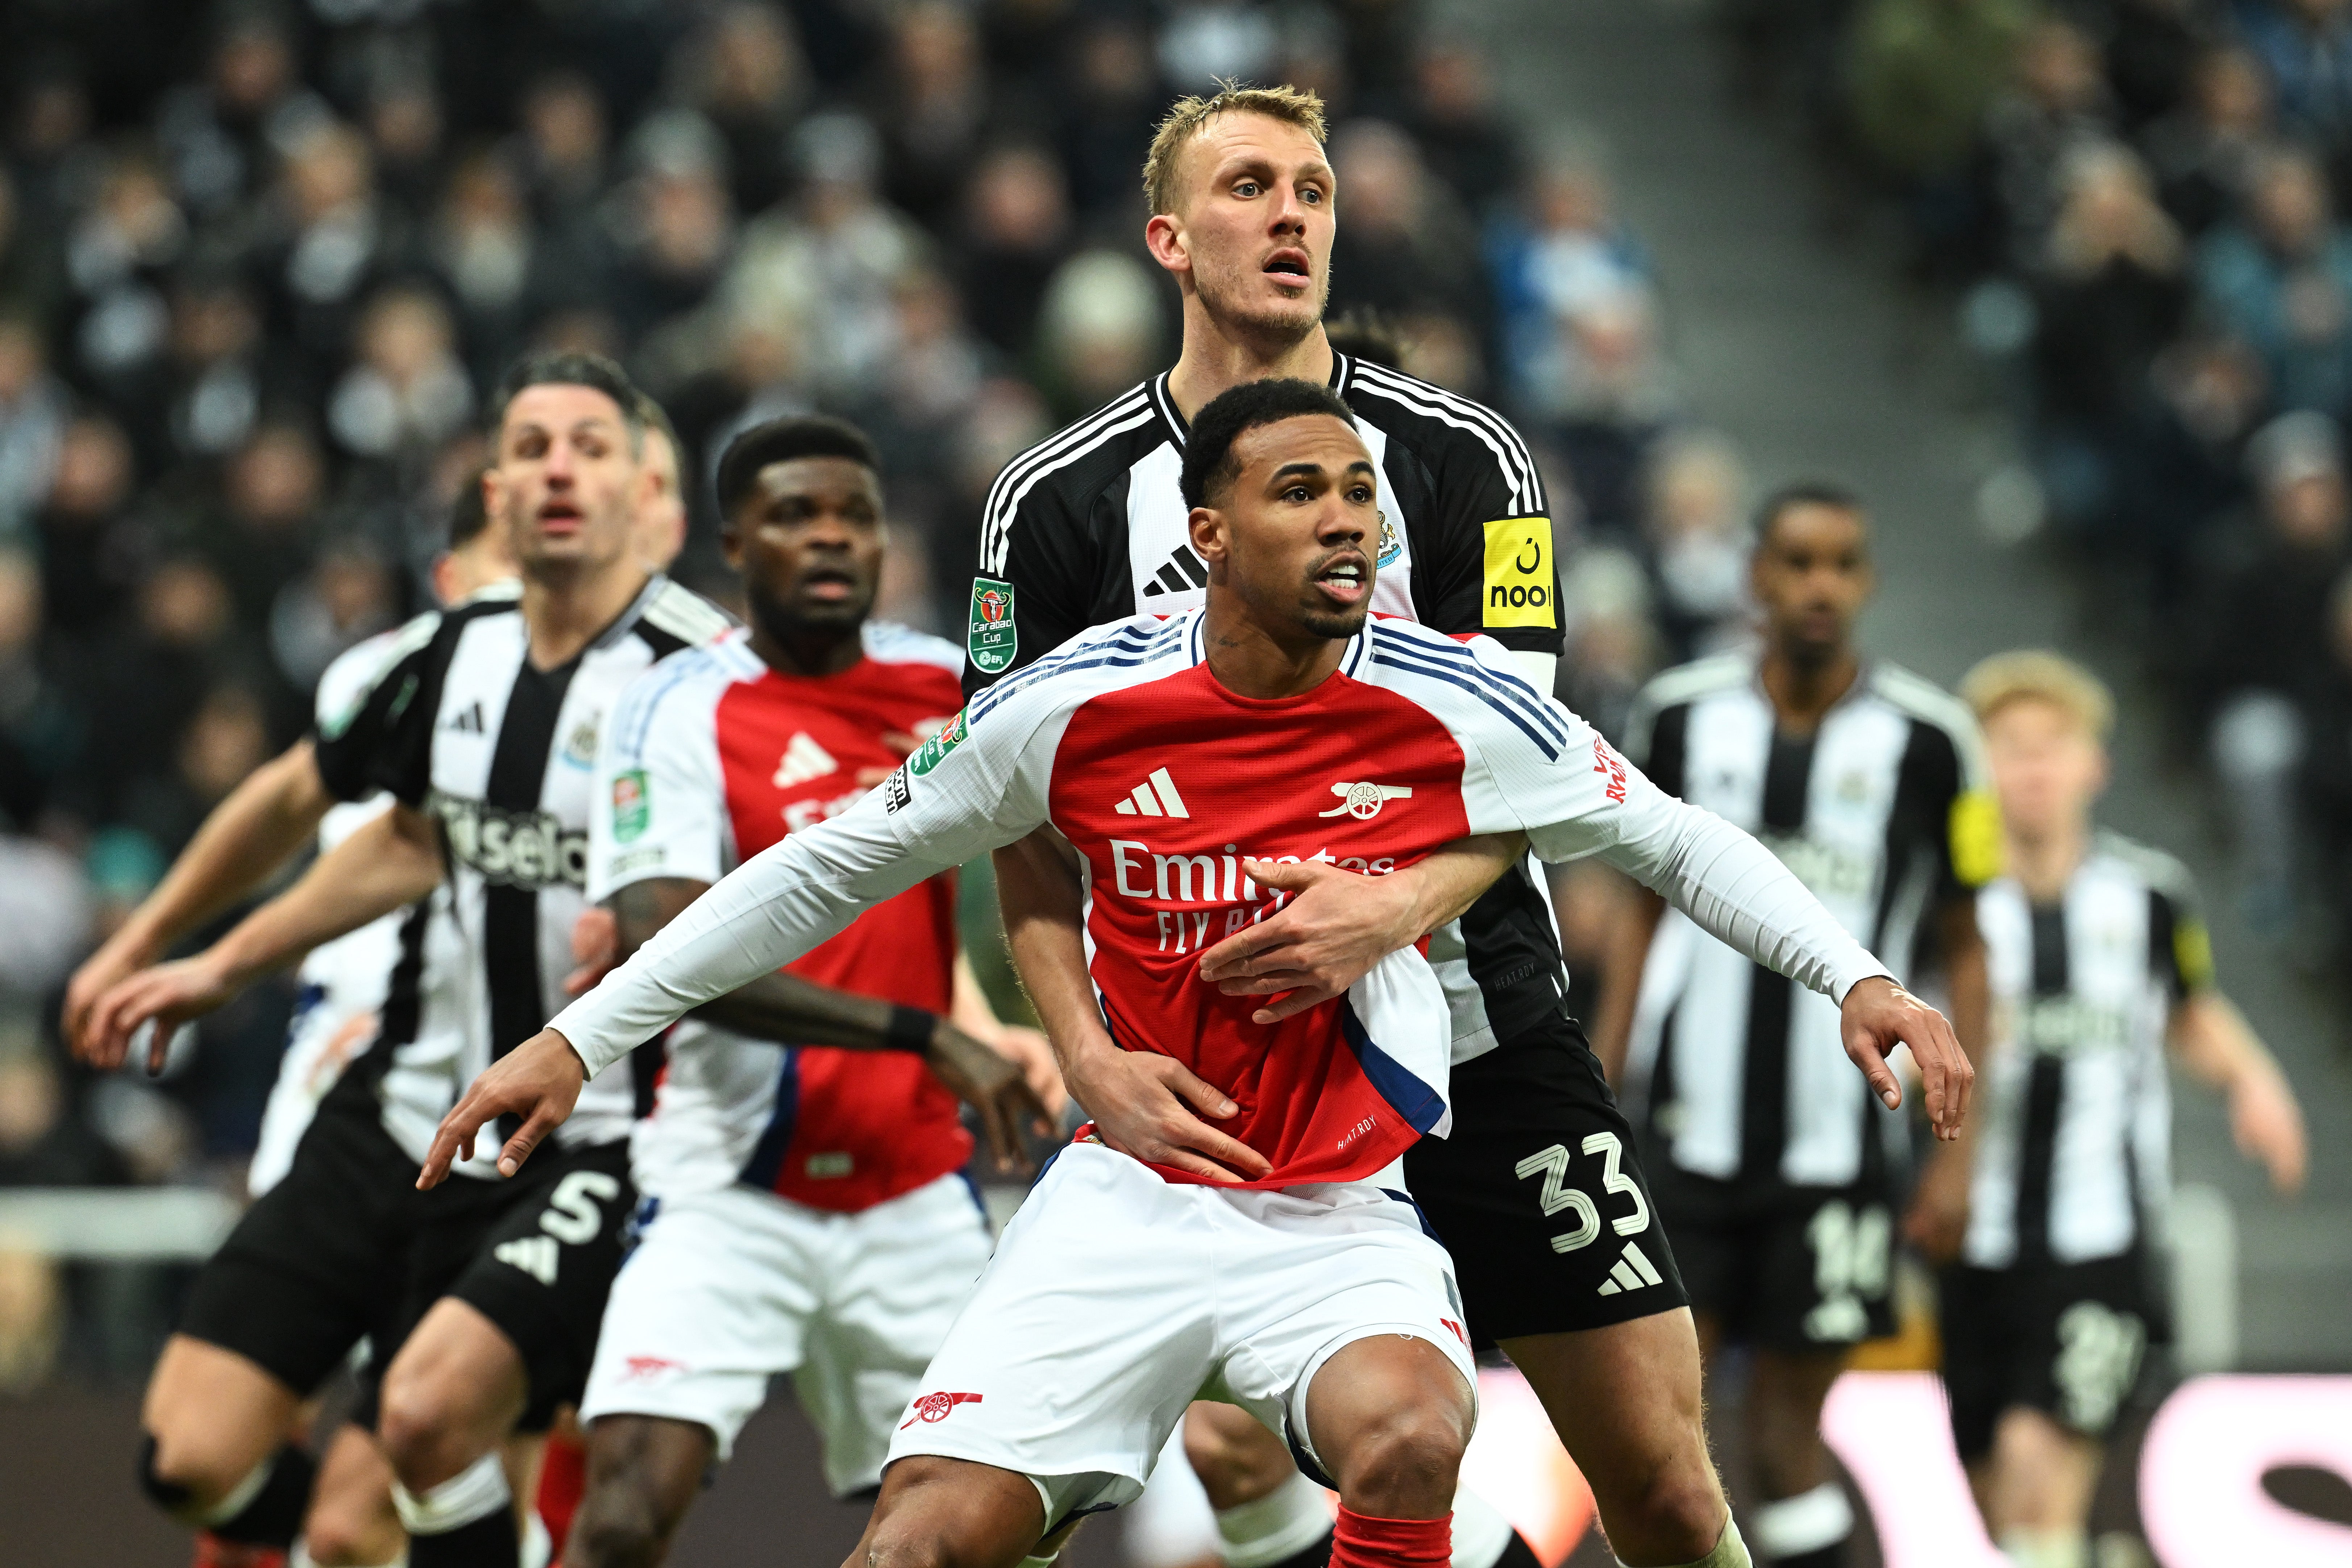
[2174,918,2215,992]
[1949,788,2003,888]
[1483,515,1556,629]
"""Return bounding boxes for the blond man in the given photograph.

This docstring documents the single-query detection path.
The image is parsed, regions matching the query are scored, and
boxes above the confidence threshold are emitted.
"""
[1950,651,2305,1568]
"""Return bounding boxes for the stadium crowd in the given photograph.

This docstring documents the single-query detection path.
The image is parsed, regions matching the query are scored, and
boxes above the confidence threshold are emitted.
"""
[1729,0,2352,957]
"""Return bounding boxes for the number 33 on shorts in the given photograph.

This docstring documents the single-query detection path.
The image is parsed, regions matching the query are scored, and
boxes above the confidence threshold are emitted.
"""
[1517,1136,1651,1247]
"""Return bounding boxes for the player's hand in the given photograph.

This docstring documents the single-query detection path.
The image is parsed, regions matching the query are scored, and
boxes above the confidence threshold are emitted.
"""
[564,906,620,997]
[977,1022,1068,1118]
[418,1029,586,1188]
[922,1022,1056,1175]
[1903,1145,1971,1263]
[2231,1066,2307,1196]
[1063,1039,1271,1184]
[1196,858,1424,1024]
[1840,976,1972,1140]
[63,931,159,1062]
[83,954,241,1075]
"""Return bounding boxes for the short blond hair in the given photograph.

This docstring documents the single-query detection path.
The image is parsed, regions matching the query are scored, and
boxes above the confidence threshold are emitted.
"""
[1961,649,2115,740]
[1143,82,1329,217]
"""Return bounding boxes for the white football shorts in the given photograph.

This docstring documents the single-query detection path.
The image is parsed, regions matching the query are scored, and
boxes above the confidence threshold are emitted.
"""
[578,1173,992,1493]
[885,1141,1477,1529]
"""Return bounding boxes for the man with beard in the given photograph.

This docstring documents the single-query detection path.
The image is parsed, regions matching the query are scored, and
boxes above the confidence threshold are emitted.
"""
[562,415,1059,1566]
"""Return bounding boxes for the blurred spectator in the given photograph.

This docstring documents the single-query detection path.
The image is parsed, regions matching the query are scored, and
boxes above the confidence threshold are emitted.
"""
[33,416,144,647]
[1409,46,1524,219]
[0,317,65,532]
[1035,249,1163,417]
[149,271,274,466]
[726,112,930,402]
[958,145,1071,361]
[518,73,612,237]
[1556,544,1659,744]
[1158,1,1280,90]
[0,169,65,326]
[2144,46,2278,237]
[270,544,395,693]
[327,286,474,463]
[66,153,185,389]
[2142,332,2271,606]
[0,550,81,832]
[151,10,327,220]
[1985,18,2119,269]
[1847,0,2036,272]
[363,75,447,220]
[2298,567,2352,937]
[610,111,738,351]
[199,424,326,637]
[1327,121,1485,334]
[432,150,543,385]
[876,3,992,231]
[2199,411,2351,921]
[1056,20,1162,222]
[675,3,809,218]
[263,120,401,381]
[2196,147,2352,415]
[2237,0,2352,153]
[1642,431,1752,660]
[2028,145,2191,545]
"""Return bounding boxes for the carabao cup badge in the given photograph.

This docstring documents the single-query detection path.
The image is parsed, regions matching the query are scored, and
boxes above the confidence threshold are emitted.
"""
[968,577,1017,675]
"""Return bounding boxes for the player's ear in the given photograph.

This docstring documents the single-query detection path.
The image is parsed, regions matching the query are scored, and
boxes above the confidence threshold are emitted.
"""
[1189,504,1227,566]
[481,465,508,530]
[1144,212,1189,277]
[718,515,744,573]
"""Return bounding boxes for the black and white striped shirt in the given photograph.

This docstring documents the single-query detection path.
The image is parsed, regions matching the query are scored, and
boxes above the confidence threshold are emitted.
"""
[313,576,734,1175]
[1624,653,1998,1188]
[1964,832,2211,1268]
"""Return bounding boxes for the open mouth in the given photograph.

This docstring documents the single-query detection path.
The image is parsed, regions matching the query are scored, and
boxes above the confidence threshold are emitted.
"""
[1263,248,1311,285]
[801,565,859,603]
[537,499,584,533]
[1311,553,1370,606]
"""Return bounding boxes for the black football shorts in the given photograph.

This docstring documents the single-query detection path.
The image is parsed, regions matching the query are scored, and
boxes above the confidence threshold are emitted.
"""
[1940,1252,2156,1460]
[1653,1163,1899,1353]
[1404,1025,1689,1348]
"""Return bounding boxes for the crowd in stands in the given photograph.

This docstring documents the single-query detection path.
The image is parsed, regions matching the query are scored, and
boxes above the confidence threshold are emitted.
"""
[1732,0,2352,954]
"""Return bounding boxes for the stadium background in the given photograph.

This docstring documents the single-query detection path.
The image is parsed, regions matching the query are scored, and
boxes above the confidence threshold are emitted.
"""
[0,0,2344,1562]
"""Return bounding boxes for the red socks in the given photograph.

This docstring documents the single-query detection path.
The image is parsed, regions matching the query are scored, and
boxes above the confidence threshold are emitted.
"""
[1329,1506,1451,1568]
[533,1427,587,1561]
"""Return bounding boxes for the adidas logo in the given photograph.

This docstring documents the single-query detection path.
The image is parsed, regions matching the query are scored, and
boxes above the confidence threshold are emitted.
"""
[1596,1241,1665,1297]
[494,1235,559,1286]
[1113,767,1190,818]
[773,732,840,790]
[446,701,486,733]
[1140,545,1210,598]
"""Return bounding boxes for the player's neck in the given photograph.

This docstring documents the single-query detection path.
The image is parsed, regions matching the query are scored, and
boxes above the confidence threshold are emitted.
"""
[1167,311,1333,422]
[1200,602,1346,698]
[521,557,651,671]
[1759,644,1859,736]
[747,611,863,679]
[2006,815,2091,903]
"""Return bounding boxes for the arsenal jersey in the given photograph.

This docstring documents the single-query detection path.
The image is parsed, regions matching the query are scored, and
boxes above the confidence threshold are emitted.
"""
[588,623,968,1211]
[557,613,1890,1191]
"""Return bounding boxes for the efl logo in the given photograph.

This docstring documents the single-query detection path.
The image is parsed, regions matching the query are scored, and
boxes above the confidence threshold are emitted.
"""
[901,1391,985,1428]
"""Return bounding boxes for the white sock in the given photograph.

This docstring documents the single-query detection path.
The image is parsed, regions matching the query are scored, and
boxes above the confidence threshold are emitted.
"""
[520,1509,552,1568]
[192,1454,279,1528]
[390,1451,511,1537]
[1216,1472,1334,1568]
[1017,1557,1060,1568]
[2000,1527,2089,1568]
[1450,1486,1515,1568]
[1749,1483,1852,1559]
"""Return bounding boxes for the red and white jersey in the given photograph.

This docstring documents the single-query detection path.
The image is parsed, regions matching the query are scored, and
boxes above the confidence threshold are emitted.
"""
[558,612,1890,1192]
[588,622,968,1211]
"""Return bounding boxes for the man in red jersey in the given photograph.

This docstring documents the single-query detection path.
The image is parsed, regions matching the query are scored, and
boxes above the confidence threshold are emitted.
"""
[563,415,1058,1566]
[424,380,1970,1568]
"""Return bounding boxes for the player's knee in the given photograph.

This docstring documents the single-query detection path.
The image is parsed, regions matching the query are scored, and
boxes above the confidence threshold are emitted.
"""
[1613,1459,1727,1562]
[299,1500,398,1568]
[139,1430,242,1519]
[1331,1403,1467,1518]
[374,1385,469,1491]
[1183,1404,1292,1510]
[570,1473,675,1568]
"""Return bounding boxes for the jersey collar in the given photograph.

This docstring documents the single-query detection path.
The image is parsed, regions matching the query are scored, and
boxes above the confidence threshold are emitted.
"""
[1149,351,1355,450]
[1182,608,1372,681]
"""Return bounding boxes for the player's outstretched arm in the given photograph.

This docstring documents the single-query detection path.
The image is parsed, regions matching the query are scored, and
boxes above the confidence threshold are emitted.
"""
[996,828,1270,1183]
[2170,990,2307,1195]
[1193,832,1530,1024]
[602,877,1052,1171]
[82,804,444,1075]
[420,1027,586,1186]
[64,740,337,1059]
